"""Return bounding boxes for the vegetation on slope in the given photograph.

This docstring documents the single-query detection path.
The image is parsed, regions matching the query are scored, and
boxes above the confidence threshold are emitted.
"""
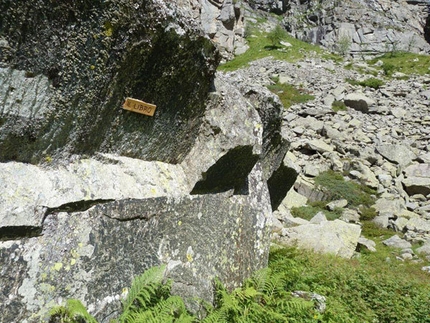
[49,244,430,323]
[292,170,377,221]
[218,23,324,72]
[370,52,430,77]
[267,77,315,109]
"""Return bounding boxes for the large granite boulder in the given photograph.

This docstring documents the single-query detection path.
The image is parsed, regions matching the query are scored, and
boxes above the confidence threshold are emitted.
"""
[0,0,219,164]
[278,219,362,259]
[0,1,297,322]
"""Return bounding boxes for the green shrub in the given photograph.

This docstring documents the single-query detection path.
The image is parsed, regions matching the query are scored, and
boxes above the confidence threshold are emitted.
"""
[346,77,385,89]
[314,170,376,207]
[331,100,347,112]
[291,201,343,221]
[359,206,377,221]
[267,25,287,48]
[382,62,396,76]
[336,34,351,56]
[267,80,315,108]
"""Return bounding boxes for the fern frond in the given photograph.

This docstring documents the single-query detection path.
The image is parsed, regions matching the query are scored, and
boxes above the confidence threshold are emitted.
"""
[247,268,271,294]
[233,287,260,303]
[49,299,97,323]
[121,265,166,313]
[276,297,313,315]
[201,309,228,323]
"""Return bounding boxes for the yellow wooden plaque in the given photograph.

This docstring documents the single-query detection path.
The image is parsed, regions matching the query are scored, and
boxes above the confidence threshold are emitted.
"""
[123,97,157,116]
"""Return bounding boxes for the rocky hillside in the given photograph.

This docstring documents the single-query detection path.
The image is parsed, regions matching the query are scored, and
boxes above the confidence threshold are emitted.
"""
[248,0,430,55]
[1,0,430,322]
[227,56,430,261]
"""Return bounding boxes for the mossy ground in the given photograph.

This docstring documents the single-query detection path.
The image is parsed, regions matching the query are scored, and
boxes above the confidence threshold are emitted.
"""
[370,51,430,76]
[218,28,324,72]
[267,79,315,109]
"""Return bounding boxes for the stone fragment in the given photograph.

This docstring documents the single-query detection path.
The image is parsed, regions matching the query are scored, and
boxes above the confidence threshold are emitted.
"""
[280,220,361,258]
[376,144,416,168]
[402,177,430,197]
[382,235,412,249]
[326,199,348,211]
[310,211,328,224]
[392,217,409,232]
[416,240,430,256]
[304,139,334,153]
[373,198,405,217]
[357,236,377,252]
[405,217,430,233]
[340,209,361,223]
[344,93,376,113]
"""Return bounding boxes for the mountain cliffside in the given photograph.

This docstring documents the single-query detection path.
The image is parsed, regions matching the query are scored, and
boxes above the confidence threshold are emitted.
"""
[248,0,430,55]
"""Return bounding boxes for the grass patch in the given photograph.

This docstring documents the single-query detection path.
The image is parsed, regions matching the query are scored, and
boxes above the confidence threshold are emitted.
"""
[269,246,430,323]
[346,77,385,89]
[369,51,430,76]
[218,28,324,72]
[291,201,342,221]
[267,78,315,108]
[331,100,347,112]
[49,244,430,323]
[292,171,376,222]
[314,170,376,207]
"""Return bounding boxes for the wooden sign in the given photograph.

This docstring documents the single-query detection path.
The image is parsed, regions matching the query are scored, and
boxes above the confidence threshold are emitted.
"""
[123,97,157,116]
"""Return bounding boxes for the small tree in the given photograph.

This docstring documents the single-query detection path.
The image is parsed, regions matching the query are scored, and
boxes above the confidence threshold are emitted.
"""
[336,33,351,56]
[267,25,286,48]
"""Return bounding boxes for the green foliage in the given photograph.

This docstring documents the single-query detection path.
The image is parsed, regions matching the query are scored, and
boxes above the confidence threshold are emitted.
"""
[314,170,375,207]
[359,206,377,221]
[336,34,351,56]
[291,201,342,221]
[369,51,430,76]
[346,77,385,89]
[267,25,287,48]
[118,265,195,323]
[218,28,323,72]
[204,268,315,323]
[331,100,347,112]
[267,79,315,109]
[268,246,430,323]
[49,299,97,323]
[49,246,430,323]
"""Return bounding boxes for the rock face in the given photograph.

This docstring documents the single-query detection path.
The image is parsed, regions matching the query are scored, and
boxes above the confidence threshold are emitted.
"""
[279,219,362,258]
[0,1,296,322]
[248,0,430,55]
[0,0,219,164]
[201,0,248,59]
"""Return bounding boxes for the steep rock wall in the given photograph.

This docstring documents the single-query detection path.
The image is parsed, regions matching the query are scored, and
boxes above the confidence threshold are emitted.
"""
[0,0,218,164]
[246,0,430,55]
[0,1,297,320]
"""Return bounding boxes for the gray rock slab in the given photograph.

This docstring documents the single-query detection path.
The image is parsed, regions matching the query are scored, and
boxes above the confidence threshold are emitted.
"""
[405,217,430,233]
[344,93,376,113]
[357,236,377,252]
[280,220,361,258]
[416,241,430,256]
[0,188,272,322]
[304,139,334,153]
[402,177,430,196]
[376,144,416,168]
[382,235,412,249]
